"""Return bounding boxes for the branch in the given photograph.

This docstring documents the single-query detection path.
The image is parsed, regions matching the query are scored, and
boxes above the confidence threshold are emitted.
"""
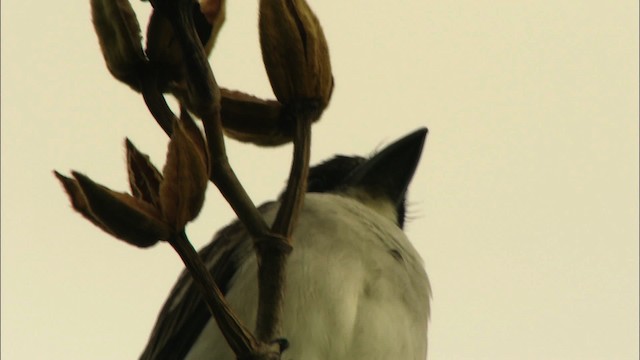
[84,0,332,358]
[149,0,289,358]
[140,67,175,137]
[152,0,276,240]
[255,104,313,341]
[168,231,259,357]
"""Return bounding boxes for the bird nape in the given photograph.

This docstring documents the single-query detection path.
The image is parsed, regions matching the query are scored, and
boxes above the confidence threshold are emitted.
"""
[140,128,431,360]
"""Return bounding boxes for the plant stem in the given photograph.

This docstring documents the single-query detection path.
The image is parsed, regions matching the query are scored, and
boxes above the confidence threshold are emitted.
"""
[168,231,258,357]
[255,107,312,341]
[159,0,273,240]
[140,68,176,137]
[148,0,314,357]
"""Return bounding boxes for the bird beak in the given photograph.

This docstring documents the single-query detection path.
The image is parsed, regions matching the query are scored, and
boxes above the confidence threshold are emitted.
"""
[343,127,428,207]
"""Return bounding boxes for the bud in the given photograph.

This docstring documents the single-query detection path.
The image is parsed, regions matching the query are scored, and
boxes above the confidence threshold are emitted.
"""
[259,0,333,109]
[91,0,146,91]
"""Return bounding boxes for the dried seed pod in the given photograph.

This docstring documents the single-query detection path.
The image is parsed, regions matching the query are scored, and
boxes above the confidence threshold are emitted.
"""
[159,118,209,230]
[91,0,146,91]
[179,108,210,168]
[259,0,333,110]
[126,139,163,208]
[54,171,111,233]
[145,10,185,90]
[145,1,225,91]
[55,171,171,247]
[220,89,291,146]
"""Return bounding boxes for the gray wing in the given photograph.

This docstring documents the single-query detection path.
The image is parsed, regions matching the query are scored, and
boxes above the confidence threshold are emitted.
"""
[139,204,268,360]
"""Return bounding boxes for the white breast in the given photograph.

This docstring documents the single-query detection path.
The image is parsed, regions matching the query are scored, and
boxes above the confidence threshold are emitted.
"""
[186,193,431,360]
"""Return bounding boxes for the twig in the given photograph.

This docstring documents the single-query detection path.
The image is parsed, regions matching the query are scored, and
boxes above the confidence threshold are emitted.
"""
[271,106,313,238]
[149,0,295,358]
[140,67,176,137]
[201,116,273,238]
[255,106,312,341]
[168,231,259,357]
[152,0,272,240]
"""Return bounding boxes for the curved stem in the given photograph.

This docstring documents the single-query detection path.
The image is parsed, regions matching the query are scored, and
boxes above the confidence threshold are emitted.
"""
[255,107,312,341]
[271,108,312,238]
[140,69,176,137]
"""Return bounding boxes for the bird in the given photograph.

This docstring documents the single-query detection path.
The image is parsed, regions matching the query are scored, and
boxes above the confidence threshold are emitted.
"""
[140,128,431,360]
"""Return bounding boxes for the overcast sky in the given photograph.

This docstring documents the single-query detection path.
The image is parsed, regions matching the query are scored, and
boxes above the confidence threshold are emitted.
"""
[2,1,638,359]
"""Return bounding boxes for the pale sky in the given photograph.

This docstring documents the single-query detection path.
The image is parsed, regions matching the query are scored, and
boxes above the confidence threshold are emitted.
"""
[2,1,638,359]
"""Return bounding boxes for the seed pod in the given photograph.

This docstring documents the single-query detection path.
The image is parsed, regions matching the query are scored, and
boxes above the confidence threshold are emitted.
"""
[91,0,146,91]
[159,118,209,230]
[126,139,163,208]
[259,0,333,110]
[145,1,224,91]
[55,171,171,248]
[219,89,290,146]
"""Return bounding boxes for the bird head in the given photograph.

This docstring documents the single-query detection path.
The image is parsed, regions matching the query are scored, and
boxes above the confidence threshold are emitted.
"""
[297,128,428,228]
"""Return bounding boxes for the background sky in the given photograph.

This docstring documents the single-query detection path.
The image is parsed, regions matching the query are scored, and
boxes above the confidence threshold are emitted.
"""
[2,1,638,359]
